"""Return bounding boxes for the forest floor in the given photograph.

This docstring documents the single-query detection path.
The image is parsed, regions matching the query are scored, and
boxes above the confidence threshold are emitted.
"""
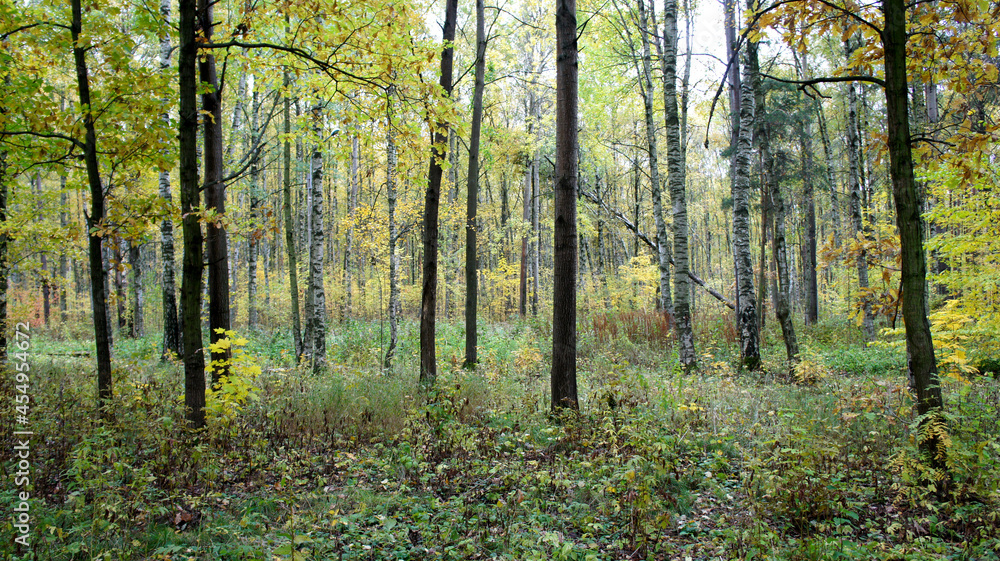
[2,312,999,560]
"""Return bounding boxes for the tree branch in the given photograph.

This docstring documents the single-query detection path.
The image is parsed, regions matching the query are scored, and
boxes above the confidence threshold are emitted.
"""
[579,188,736,310]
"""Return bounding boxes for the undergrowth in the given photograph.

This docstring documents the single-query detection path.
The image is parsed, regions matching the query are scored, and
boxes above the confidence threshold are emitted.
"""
[1,315,998,560]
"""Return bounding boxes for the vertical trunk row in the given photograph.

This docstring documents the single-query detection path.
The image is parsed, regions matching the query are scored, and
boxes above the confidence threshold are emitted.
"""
[658,0,695,368]
[283,61,303,361]
[748,23,796,363]
[420,0,458,386]
[72,0,114,409]
[465,0,486,367]
[551,0,579,410]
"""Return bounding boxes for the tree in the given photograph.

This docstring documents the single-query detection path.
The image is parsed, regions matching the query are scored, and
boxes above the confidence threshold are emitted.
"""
[158,0,180,359]
[732,34,760,372]
[747,22,796,365]
[71,0,114,410]
[282,66,303,362]
[630,0,672,314]
[551,0,579,410]
[305,98,326,374]
[179,0,207,428]
[657,0,696,369]
[882,0,945,486]
[464,0,486,369]
[385,88,401,370]
[845,40,876,343]
[420,0,458,387]
[199,0,231,384]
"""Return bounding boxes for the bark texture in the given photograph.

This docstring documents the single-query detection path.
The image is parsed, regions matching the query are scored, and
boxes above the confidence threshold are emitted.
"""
[199,0,231,383]
[159,0,180,359]
[283,66,303,362]
[634,0,672,314]
[306,101,327,374]
[733,47,760,371]
[385,97,400,369]
[72,0,114,410]
[551,0,579,410]
[420,0,458,386]
[465,0,486,368]
[846,41,876,342]
[658,0,695,368]
[882,0,946,485]
[179,0,206,427]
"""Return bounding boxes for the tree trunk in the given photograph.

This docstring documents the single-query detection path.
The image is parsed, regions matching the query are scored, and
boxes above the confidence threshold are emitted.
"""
[420,0,458,387]
[158,0,180,359]
[283,63,303,362]
[520,146,532,317]
[179,0,206,427]
[385,93,400,370]
[770,152,799,364]
[800,126,818,325]
[72,0,114,410]
[552,0,579,410]
[465,0,486,368]
[247,89,261,329]
[815,100,842,246]
[199,0,230,384]
[344,135,359,320]
[732,39,760,371]
[845,42,876,343]
[307,100,327,374]
[634,0,672,315]
[882,0,946,488]
[129,241,144,338]
[657,0,695,368]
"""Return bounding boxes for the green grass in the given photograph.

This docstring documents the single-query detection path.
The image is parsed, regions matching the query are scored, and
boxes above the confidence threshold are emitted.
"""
[1,315,998,560]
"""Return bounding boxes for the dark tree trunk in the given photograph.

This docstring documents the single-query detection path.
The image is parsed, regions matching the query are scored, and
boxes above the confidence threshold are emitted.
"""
[159,0,180,359]
[799,125,818,325]
[551,0,579,410]
[465,0,486,368]
[770,152,799,364]
[199,0,230,384]
[179,0,206,428]
[72,0,114,410]
[420,0,458,387]
[882,0,946,487]
[283,65,303,362]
